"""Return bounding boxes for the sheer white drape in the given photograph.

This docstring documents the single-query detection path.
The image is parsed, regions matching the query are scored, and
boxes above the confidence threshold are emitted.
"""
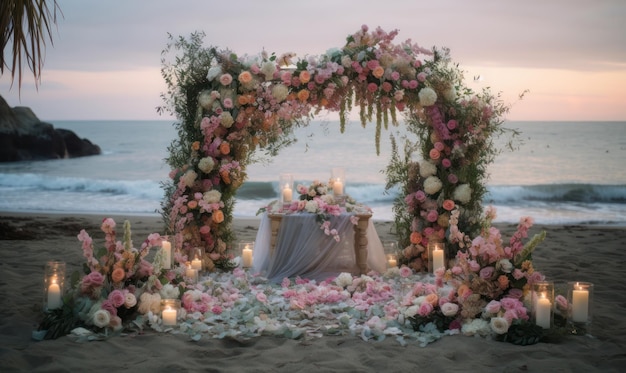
[252,213,386,282]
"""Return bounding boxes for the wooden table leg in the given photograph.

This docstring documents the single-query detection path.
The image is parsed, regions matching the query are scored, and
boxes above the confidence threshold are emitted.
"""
[268,214,283,257]
[353,214,371,275]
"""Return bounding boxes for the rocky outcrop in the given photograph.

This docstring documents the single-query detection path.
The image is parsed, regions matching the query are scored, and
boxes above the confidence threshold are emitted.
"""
[0,96,101,162]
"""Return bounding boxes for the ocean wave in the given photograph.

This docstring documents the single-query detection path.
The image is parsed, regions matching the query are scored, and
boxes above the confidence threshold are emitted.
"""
[485,184,626,204]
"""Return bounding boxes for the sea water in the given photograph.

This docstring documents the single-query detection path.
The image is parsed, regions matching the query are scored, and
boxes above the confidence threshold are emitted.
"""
[0,119,624,225]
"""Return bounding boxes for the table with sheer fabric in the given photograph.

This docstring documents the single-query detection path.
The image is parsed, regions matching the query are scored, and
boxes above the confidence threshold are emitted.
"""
[252,212,386,282]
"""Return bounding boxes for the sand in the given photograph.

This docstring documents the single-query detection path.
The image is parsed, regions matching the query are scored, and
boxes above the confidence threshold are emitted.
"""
[0,212,625,372]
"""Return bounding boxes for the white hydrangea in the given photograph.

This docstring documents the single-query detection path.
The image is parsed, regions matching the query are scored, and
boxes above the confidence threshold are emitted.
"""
[461,318,490,336]
[182,170,197,188]
[260,61,276,80]
[198,90,217,110]
[453,184,472,204]
[271,84,289,103]
[305,200,319,213]
[159,284,181,300]
[220,112,234,128]
[320,194,334,204]
[334,272,353,288]
[203,190,222,204]
[423,176,443,195]
[198,157,215,174]
[418,87,437,106]
[443,86,457,102]
[419,160,438,178]
[138,292,162,315]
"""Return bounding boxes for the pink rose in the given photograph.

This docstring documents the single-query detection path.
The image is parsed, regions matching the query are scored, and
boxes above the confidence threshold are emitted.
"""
[219,73,233,86]
[256,292,267,303]
[418,302,433,317]
[108,289,126,308]
[485,300,501,314]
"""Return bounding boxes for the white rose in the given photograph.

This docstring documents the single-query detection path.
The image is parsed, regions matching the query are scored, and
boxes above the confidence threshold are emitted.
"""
[497,259,513,273]
[203,190,222,204]
[440,302,459,317]
[207,66,222,81]
[404,305,420,318]
[334,272,353,288]
[341,55,352,68]
[489,317,510,335]
[423,176,443,195]
[461,318,490,336]
[198,90,214,109]
[271,84,289,103]
[93,309,111,328]
[198,157,215,174]
[418,87,437,106]
[124,292,137,308]
[320,194,334,204]
[419,160,437,178]
[453,184,472,204]
[182,170,197,188]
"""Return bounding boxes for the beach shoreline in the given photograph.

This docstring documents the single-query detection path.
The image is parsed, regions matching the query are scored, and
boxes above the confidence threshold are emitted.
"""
[1,211,625,372]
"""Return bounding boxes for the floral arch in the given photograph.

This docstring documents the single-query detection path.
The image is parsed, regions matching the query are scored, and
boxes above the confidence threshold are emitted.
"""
[158,25,516,271]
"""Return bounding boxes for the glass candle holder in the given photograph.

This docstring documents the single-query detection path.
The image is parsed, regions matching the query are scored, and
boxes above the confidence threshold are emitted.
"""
[190,247,203,271]
[279,173,294,207]
[330,167,345,196]
[43,261,66,311]
[161,299,181,327]
[386,253,398,268]
[383,241,398,255]
[427,241,446,273]
[239,241,254,268]
[161,237,172,270]
[531,281,554,329]
[567,281,594,333]
[184,262,198,284]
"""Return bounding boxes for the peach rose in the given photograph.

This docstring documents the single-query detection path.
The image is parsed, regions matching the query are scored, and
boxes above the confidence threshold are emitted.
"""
[111,267,125,283]
[410,231,422,244]
[372,66,385,79]
[212,210,224,224]
[187,200,198,209]
[424,293,439,307]
[191,141,200,151]
[219,142,230,155]
[299,71,311,83]
[297,89,310,102]
[238,71,252,84]
[429,148,441,160]
[442,199,455,211]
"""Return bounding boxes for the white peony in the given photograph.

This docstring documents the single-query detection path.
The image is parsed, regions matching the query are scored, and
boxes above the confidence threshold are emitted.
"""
[271,84,289,103]
[496,259,513,273]
[453,184,472,204]
[93,309,111,328]
[419,160,437,178]
[203,190,222,204]
[423,176,443,195]
[404,305,420,318]
[418,87,437,106]
[198,157,215,174]
[182,170,197,188]
[206,66,222,81]
[138,292,162,315]
[320,194,334,204]
[443,86,457,102]
[461,318,490,336]
[159,284,180,300]
[198,90,214,109]
[489,317,510,335]
[334,272,353,288]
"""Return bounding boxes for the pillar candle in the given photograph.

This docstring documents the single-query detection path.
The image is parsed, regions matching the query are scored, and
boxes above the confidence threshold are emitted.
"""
[332,179,344,195]
[572,284,589,322]
[282,184,293,203]
[162,240,171,270]
[191,257,202,270]
[162,306,177,326]
[535,294,552,329]
[432,248,445,272]
[185,266,198,283]
[47,279,62,310]
[387,258,397,267]
[242,246,253,268]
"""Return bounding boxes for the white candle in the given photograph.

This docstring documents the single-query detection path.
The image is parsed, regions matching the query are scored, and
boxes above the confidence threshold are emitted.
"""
[242,246,253,268]
[185,266,197,283]
[191,257,202,271]
[432,247,445,272]
[535,293,552,329]
[162,240,171,270]
[47,279,62,310]
[282,184,293,203]
[387,258,397,267]
[572,284,589,322]
[333,179,344,195]
[162,306,177,326]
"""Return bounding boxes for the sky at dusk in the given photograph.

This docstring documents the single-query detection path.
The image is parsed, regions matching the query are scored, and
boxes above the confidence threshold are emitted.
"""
[1,0,625,121]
